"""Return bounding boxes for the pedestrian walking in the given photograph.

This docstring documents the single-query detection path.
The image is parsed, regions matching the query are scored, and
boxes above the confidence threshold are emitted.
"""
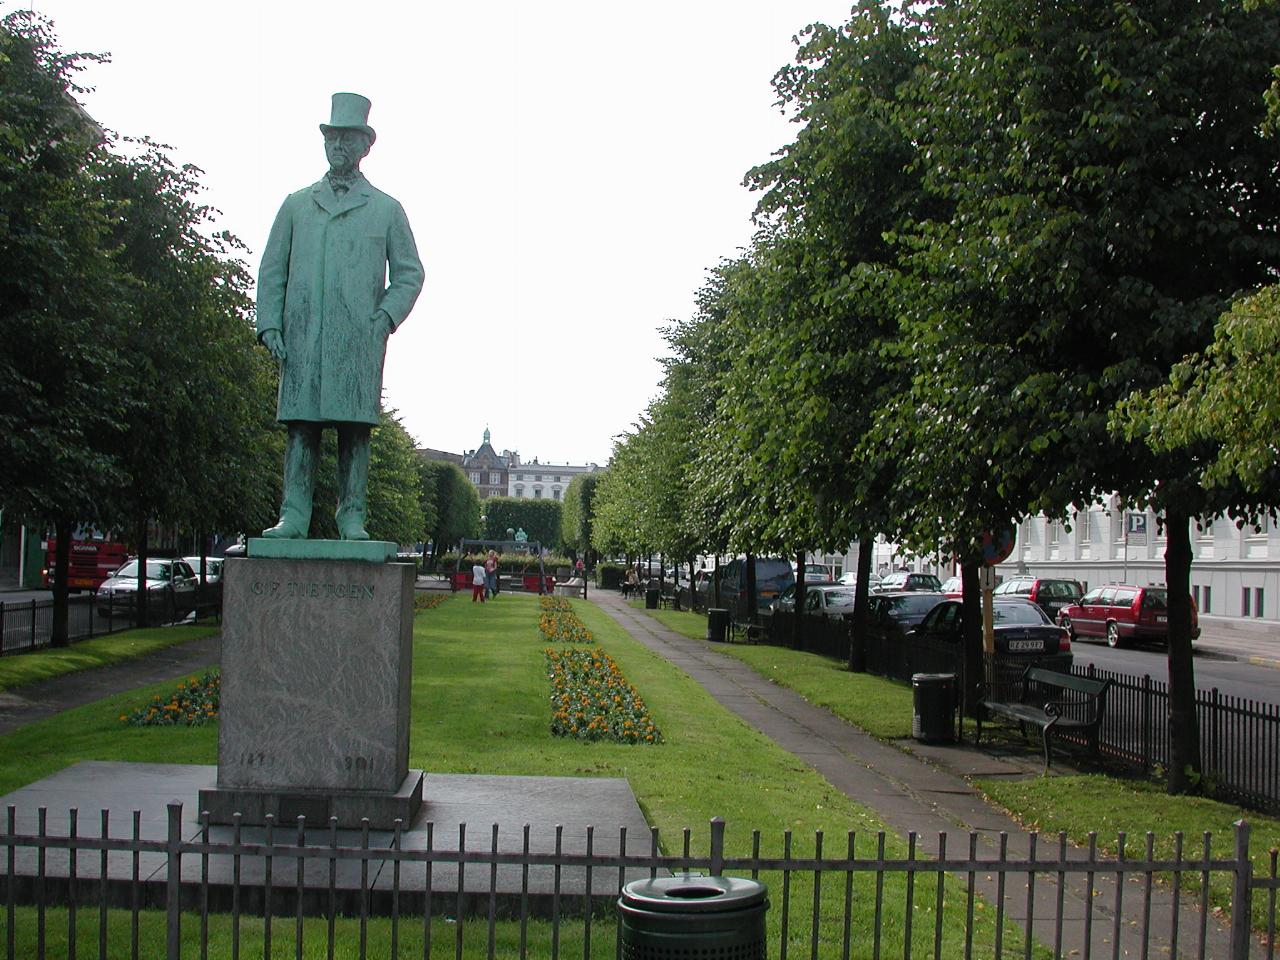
[472,558,487,603]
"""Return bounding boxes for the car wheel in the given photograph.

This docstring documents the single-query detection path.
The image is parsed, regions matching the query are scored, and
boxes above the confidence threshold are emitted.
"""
[1106,621,1122,648]
[1060,616,1076,642]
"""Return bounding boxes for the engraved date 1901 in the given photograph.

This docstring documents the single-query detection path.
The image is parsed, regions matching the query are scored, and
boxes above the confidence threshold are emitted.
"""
[344,755,373,772]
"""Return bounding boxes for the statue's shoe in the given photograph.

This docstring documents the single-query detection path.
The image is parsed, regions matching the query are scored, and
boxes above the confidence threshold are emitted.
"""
[339,524,370,541]
[260,521,306,539]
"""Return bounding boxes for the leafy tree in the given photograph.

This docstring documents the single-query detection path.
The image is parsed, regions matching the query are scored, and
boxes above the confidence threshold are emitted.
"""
[897,0,1280,787]
[0,12,129,643]
[420,460,480,566]
[560,472,600,562]
[364,410,426,545]
[482,497,561,548]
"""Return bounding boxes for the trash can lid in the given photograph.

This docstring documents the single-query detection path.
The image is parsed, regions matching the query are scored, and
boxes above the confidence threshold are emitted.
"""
[912,672,956,683]
[620,873,767,913]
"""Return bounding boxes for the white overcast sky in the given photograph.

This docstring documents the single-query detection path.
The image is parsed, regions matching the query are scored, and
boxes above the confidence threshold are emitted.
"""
[24,0,855,467]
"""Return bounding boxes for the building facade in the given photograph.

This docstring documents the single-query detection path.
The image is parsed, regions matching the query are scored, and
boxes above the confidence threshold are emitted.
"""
[418,430,598,502]
[996,502,1278,623]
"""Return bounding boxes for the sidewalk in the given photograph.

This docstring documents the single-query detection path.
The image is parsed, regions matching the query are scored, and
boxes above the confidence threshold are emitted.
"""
[590,590,1251,959]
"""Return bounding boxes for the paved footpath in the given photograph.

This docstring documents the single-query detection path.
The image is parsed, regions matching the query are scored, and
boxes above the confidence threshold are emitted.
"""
[591,590,1257,958]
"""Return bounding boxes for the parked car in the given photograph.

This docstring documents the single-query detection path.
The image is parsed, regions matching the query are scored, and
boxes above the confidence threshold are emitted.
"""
[865,591,946,641]
[182,556,225,584]
[768,584,796,616]
[801,585,858,619]
[1057,583,1199,648]
[802,563,834,583]
[838,571,882,590]
[97,557,199,621]
[992,576,1083,622]
[939,576,964,598]
[876,571,943,593]
[910,597,1073,672]
[696,556,796,615]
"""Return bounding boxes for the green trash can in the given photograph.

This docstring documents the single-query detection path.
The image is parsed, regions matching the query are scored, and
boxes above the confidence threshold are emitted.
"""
[618,873,768,958]
[645,587,660,610]
[706,608,730,643]
[912,672,957,743]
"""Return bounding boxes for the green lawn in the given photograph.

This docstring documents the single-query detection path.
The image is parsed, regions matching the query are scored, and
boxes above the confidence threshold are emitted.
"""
[0,592,1042,958]
[0,623,219,691]
[633,602,1280,931]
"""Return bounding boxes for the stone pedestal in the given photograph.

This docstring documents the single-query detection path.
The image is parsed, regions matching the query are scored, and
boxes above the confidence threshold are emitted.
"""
[199,552,422,829]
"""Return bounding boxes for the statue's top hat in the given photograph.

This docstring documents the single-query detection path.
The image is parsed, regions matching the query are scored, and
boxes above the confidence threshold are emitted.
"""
[319,92,376,144]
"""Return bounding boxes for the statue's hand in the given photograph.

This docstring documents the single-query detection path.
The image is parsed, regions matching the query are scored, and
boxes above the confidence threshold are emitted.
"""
[262,329,286,362]
[371,309,394,336]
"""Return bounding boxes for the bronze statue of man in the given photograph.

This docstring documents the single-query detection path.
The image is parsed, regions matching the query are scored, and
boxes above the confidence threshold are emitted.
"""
[257,93,424,540]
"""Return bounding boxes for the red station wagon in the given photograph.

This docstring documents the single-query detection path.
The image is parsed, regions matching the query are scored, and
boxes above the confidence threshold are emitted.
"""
[1057,583,1199,648]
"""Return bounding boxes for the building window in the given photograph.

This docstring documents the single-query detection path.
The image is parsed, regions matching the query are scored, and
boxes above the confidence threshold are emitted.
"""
[1047,520,1061,544]
[552,488,561,500]
[1203,586,1211,614]
[1077,511,1091,544]
[514,484,523,497]
[534,488,542,499]
[1255,588,1265,619]
[489,472,500,485]
[1243,587,1251,617]
[469,472,480,484]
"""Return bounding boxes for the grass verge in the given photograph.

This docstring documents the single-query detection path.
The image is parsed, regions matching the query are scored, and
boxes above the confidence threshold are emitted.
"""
[0,624,218,692]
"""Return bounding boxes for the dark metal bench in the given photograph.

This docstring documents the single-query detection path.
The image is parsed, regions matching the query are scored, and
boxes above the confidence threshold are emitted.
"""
[977,666,1111,773]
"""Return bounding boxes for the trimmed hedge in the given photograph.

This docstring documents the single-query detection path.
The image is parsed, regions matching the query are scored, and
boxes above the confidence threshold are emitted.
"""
[596,562,625,589]
[437,551,570,574]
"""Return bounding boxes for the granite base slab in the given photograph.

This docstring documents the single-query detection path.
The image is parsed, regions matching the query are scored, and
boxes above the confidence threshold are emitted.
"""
[0,762,655,916]
[198,769,424,831]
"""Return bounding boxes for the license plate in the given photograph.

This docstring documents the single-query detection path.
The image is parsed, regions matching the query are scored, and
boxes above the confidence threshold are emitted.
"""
[1009,639,1043,652]
[71,578,94,588]
[1156,616,1166,623]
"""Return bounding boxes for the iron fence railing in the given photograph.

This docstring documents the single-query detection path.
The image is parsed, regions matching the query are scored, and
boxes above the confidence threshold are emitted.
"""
[0,589,221,656]
[1,806,1275,960]
[755,612,1280,815]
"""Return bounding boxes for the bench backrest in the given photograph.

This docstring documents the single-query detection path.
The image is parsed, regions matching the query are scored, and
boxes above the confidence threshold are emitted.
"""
[1021,667,1111,711]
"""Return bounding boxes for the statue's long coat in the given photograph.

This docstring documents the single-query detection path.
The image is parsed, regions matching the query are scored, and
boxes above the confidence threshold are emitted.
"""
[256,175,424,425]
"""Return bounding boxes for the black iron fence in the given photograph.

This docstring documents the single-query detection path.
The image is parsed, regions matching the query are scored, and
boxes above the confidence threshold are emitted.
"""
[1,806,1275,960]
[0,589,221,656]
[757,613,1280,815]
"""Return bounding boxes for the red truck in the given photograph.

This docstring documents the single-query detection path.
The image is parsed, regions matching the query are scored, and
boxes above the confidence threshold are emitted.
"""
[41,539,129,592]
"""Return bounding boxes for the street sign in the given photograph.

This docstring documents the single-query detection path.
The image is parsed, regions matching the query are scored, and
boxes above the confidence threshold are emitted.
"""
[1127,513,1148,536]
[980,527,1016,567]
[979,566,998,591]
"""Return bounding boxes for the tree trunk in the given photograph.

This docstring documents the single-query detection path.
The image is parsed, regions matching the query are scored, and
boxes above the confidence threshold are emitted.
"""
[1164,508,1203,794]
[687,555,696,612]
[135,522,150,628]
[745,552,758,624]
[49,517,72,648]
[960,560,984,718]
[848,536,873,672]
[713,555,721,608]
[794,549,808,649]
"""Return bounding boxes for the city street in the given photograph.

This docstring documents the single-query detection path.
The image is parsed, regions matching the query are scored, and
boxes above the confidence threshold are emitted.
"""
[1073,640,1280,706]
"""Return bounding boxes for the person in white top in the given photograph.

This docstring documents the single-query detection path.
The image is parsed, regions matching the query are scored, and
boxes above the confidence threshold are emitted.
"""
[472,560,487,603]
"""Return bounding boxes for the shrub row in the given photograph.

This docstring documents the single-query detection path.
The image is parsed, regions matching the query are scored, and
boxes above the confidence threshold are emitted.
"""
[436,552,570,574]
[596,562,625,589]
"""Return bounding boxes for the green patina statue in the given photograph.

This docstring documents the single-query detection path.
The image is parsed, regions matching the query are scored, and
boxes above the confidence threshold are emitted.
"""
[257,93,425,540]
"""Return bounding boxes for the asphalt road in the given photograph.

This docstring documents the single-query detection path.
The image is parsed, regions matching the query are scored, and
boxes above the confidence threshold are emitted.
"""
[1071,638,1280,706]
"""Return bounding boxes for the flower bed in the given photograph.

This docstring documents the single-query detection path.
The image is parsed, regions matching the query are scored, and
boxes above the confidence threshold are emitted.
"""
[413,592,449,612]
[545,647,661,744]
[122,670,220,727]
[538,596,593,644]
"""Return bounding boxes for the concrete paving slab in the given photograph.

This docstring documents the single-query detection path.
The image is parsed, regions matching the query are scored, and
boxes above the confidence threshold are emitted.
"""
[0,761,653,914]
